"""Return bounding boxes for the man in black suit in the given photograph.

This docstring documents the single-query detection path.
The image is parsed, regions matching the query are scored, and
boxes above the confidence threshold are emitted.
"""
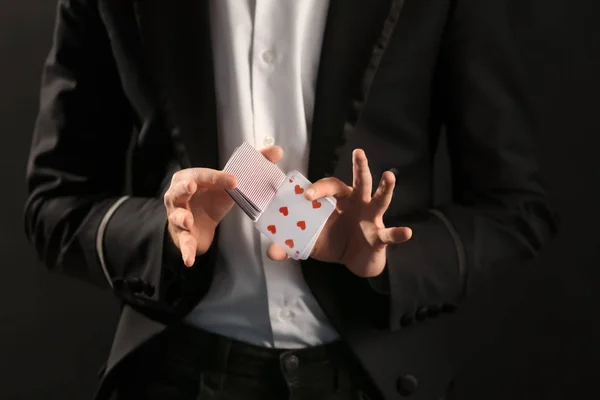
[24,0,558,399]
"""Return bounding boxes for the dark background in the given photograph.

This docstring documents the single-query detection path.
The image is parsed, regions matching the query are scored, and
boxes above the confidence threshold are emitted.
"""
[1,0,598,399]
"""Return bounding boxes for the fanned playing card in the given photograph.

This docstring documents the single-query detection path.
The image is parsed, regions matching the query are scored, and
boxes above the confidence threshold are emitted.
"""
[255,170,336,260]
[222,141,286,221]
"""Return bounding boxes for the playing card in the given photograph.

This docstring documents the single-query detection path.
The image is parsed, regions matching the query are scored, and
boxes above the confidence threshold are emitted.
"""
[222,141,286,221]
[299,216,329,259]
[255,170,336,260]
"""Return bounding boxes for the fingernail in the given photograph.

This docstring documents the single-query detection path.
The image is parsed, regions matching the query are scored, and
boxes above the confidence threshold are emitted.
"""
[226,177,236,187]
[306,188,315,197]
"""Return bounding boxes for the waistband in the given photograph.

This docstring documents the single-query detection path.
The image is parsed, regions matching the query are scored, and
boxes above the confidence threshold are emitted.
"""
[157,322,350,378]
[129,322,381,398]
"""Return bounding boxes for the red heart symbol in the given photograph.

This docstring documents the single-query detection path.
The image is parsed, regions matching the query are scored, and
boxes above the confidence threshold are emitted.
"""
[279,206,289,216]
[296,221,306,230]
[296,251,300,254]
[312,200,322,209]
[294,185,304,195]
[289,176,295,183]
[285,239,294,248]
[267,225,276,234]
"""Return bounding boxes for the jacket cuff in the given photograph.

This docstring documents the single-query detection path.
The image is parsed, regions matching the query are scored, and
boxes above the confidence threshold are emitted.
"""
[384,209,466,331]
[98,197,187,311]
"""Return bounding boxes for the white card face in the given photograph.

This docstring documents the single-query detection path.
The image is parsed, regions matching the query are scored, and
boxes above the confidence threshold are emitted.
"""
[300,217,328,259]
[255,170,336,260]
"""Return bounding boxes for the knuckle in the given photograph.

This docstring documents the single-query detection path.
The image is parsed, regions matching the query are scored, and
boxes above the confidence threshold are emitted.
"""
[180,210,192,226]
[174,210,184,225]
[178,209,189,222]
[171,170,183,183]
[167,209,179,222]
[181,179,191,193]
[163,191,173,207]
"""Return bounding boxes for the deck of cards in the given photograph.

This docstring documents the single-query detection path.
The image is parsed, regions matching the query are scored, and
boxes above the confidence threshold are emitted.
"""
[222,142,336,260]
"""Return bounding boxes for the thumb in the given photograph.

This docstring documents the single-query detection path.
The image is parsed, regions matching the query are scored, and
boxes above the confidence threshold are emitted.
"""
[267,243,290,261]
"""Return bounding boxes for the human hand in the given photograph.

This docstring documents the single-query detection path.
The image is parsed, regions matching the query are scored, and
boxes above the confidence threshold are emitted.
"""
[165,146,284,266]
[267,149,412,277]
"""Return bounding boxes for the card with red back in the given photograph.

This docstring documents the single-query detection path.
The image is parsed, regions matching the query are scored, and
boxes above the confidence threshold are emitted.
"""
[222,141,286,221]
[255,170,336,260]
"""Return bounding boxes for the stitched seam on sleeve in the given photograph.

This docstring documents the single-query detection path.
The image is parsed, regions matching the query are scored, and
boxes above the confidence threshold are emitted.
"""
[96,196,131,288]
[430,209,467,298]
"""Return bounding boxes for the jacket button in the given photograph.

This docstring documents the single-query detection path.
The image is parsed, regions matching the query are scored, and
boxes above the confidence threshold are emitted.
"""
[400,314,414,327]
[397,374,418,397]
[415,308,428,321]
[126,277,144,293]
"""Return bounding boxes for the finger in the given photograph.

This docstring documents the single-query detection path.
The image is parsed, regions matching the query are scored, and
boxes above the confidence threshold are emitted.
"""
[168,208,194,231]
[352,149,373,202]
[188,168,238,190]
[260,145,284,164]
[369,171,396,218]
[164,179,197,208]
[266,243,290,261]
[178,231,198,267]
[376,226,412,246]
[305,177,352,201]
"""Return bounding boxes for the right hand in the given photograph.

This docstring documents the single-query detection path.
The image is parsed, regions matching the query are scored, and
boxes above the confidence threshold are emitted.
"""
[164,146,284,267]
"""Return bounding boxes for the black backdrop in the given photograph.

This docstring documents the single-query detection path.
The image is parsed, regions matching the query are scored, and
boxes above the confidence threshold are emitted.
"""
[1,0,598,399]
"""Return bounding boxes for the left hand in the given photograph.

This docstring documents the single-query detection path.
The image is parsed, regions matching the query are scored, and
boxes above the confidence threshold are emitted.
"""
[267,149,412,277]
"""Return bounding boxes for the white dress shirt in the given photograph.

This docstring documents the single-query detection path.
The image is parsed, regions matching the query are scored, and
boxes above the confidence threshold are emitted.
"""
[183,0,337,349]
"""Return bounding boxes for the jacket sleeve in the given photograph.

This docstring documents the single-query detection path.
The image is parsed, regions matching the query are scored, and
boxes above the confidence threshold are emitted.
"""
[380,0,559,331]
[23,0,210,317]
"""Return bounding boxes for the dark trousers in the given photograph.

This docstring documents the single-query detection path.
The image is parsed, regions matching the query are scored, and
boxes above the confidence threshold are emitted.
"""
[112,323,378,400]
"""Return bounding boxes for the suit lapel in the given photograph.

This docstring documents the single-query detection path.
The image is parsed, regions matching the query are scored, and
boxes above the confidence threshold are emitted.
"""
[308,0,405,182]
[133,0,219,170]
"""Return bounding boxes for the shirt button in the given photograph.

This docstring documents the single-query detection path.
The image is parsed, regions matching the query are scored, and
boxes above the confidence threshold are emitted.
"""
[263,136,275,147]
[262,50,275,64]
[279,308,292,320]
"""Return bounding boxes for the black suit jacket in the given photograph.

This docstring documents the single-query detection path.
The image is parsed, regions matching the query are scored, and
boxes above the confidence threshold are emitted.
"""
[24,0,558,399]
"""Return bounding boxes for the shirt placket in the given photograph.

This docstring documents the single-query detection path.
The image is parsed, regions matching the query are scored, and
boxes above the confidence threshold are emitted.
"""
[251,0,297,347]
[251,0,277,151]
